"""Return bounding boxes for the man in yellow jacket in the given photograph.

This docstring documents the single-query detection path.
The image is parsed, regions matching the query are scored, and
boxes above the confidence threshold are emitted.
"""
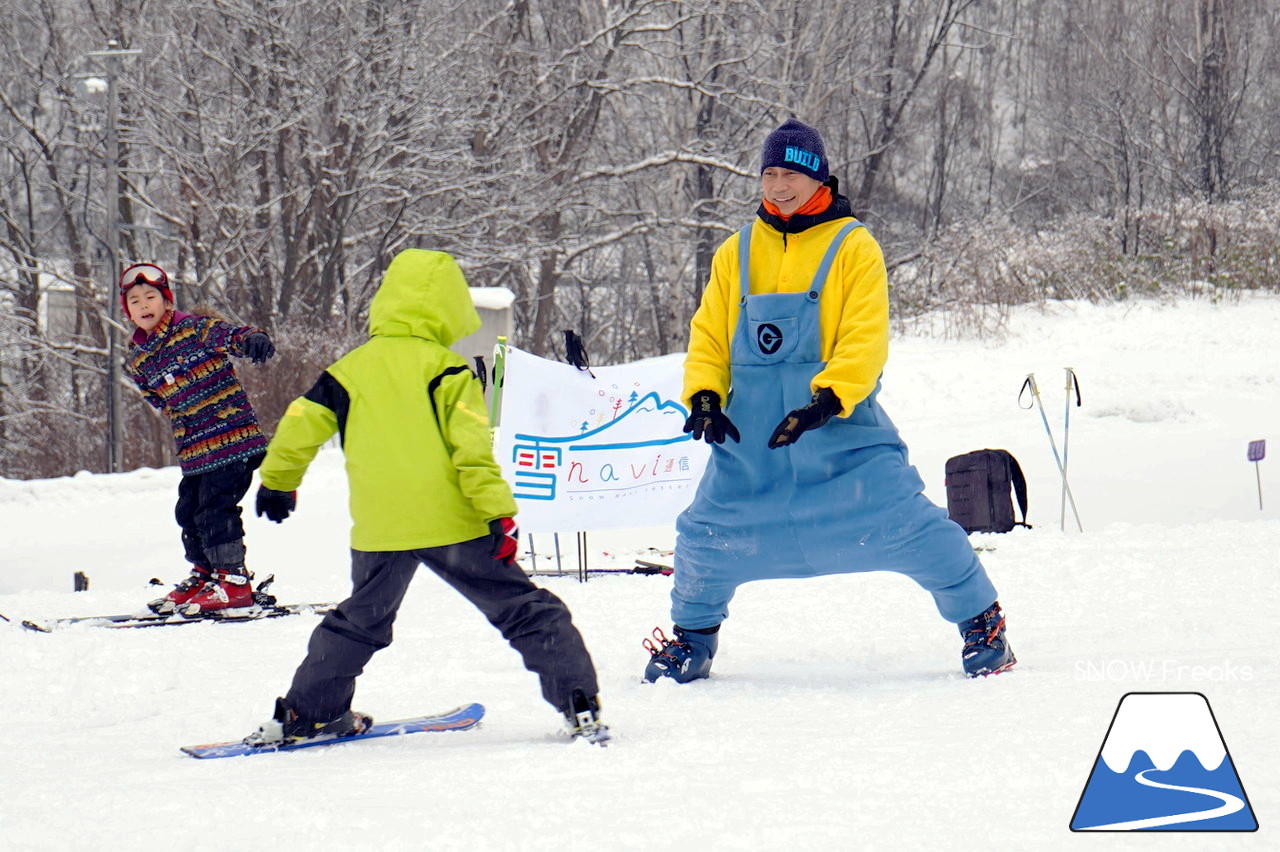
[245,249,607,745]
[644,119,1015,684]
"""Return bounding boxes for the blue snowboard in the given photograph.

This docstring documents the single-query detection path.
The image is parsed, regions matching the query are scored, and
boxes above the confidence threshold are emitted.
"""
[181,703,484,759]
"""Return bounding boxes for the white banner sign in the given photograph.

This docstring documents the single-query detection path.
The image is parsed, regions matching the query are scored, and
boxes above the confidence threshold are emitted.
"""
[496,346,709,532]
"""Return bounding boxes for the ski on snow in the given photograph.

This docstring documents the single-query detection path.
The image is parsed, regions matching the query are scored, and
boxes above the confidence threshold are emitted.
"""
[16,574,333,632]
[181,702,485,759]
[18,601,335,633]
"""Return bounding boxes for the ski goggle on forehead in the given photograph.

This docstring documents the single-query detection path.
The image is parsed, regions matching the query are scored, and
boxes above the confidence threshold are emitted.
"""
[122,264,167,289]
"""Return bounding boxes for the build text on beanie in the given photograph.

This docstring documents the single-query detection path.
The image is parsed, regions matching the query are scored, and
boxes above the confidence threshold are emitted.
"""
[760,118,829,183]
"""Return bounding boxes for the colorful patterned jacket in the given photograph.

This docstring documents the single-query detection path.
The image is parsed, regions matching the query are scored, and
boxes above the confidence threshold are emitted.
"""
[124,310,268,475]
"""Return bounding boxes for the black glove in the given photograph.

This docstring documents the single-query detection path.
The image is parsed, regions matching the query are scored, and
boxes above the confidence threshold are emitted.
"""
[488,518,519,565]
[683,390,740,445]
[767,387,842,449]
[255,486,297,523]
[243,332,276,365]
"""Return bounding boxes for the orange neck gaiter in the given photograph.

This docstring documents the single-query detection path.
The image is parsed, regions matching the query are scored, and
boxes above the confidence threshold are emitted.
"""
[762,185,833,222]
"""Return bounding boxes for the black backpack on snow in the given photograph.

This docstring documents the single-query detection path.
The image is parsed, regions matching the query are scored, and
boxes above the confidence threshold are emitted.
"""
[944,449,1031,534]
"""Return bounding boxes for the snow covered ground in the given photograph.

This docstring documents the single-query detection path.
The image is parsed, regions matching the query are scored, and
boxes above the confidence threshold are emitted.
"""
[2,296,1277,850]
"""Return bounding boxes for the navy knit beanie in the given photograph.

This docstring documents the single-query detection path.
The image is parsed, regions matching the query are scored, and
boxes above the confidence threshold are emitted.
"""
[760,118,828,182]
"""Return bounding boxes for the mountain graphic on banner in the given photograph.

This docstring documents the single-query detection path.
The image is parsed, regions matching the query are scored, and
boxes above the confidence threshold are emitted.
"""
[518,391,691,450]
[1070,692,1258,831]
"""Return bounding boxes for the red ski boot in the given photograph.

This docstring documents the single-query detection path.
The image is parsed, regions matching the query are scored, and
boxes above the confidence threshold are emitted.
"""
[180,569,255,615]
[148,566,212,615]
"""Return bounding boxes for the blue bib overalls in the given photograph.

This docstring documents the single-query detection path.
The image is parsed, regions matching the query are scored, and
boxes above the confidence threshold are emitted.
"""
[671,221,998,629]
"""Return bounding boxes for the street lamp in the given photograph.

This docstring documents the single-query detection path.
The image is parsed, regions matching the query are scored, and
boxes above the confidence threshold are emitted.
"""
[78,41,140,474]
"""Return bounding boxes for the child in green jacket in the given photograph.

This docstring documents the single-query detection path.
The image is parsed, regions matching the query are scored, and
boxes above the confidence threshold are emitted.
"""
[243,249,607,745]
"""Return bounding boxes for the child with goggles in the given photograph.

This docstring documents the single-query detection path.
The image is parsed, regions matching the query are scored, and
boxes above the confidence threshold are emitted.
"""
[119,262,277,615]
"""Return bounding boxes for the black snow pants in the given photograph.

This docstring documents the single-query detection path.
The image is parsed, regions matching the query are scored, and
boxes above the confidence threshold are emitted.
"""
[285,534,599,721]
[174,454,262,570]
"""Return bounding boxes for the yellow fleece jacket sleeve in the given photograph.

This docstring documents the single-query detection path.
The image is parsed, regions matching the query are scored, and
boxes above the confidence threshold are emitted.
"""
[812,227,890,416]
[682,232,740,407]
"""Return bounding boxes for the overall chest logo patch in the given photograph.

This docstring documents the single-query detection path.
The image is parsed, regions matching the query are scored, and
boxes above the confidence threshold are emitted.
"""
[756,323,784,355]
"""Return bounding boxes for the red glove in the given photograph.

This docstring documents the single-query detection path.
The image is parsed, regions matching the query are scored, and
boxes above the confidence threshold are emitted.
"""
[488,518,519,565]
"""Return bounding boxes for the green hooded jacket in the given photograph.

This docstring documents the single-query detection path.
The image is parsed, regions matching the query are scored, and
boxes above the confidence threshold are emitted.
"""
[259,249,516,551]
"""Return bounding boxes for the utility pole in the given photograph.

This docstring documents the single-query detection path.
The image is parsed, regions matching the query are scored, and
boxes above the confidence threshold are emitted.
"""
[81,41,140,473]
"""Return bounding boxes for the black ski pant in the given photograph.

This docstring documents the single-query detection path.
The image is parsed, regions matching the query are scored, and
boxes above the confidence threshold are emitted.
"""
[285,535,599,722]
[174,455,261,570]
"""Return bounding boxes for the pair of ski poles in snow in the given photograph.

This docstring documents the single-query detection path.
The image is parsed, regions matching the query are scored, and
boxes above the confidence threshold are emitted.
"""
[1020,369,1084,532]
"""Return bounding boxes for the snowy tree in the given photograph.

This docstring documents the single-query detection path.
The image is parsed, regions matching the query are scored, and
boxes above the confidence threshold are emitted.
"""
[3,0,1280,477]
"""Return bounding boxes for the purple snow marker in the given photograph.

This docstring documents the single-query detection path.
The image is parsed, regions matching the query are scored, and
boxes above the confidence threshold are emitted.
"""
[1248,440,1266,510]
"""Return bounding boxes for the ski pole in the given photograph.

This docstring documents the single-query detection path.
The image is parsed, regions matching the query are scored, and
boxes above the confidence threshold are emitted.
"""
[1020,374,1083,531]
[488,336,507,446]
[1061,368,1082,531]
[577,531,589,583]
